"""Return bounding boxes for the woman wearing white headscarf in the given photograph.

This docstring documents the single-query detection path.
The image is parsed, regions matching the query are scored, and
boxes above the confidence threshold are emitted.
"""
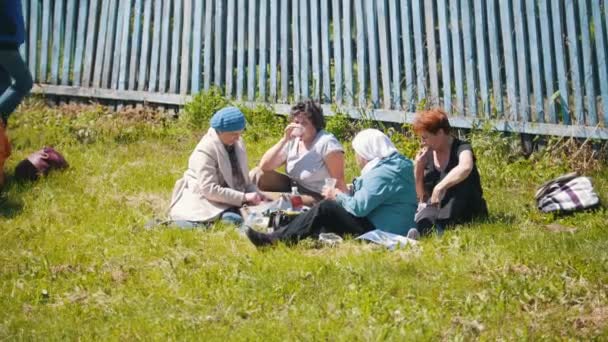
[245,129,417,247]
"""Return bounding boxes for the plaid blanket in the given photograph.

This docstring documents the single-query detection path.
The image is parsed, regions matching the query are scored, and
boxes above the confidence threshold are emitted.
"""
[535,172,600,213]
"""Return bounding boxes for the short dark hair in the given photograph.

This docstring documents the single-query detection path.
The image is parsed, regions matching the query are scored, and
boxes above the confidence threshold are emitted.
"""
[289,100,325,131]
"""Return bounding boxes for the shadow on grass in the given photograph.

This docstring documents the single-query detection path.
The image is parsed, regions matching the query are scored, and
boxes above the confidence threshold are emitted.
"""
[0,173,32,218]
[483,212,518,225]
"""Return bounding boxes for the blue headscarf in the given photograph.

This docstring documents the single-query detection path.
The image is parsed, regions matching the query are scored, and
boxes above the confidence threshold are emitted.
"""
[210,107,246,132]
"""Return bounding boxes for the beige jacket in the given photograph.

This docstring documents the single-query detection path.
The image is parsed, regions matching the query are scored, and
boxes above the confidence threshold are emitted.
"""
[169,128,256,222]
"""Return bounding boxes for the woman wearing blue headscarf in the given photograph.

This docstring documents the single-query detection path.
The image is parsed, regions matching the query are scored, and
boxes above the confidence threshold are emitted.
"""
[169,107,265,227]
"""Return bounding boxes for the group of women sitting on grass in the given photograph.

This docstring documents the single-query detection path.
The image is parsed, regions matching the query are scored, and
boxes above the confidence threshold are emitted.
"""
[168,101,488,247]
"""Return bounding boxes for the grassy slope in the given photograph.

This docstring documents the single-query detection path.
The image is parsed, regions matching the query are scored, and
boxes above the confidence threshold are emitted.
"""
[1,100,607,340]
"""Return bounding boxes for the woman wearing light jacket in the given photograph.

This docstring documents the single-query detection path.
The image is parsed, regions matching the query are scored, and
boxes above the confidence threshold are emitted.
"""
[169,107,264,227]
[245,129,417,247]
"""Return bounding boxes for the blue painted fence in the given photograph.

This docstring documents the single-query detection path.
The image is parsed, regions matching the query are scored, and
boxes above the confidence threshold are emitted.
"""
[22,0,608,139]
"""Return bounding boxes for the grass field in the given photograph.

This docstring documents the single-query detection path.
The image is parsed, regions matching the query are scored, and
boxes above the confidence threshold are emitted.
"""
[1,96,607,340]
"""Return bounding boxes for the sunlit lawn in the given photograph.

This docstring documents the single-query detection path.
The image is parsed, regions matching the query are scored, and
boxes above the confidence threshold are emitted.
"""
[1,98,607,340]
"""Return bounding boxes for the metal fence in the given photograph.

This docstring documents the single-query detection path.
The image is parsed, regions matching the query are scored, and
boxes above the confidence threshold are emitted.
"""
[21,0,608,139]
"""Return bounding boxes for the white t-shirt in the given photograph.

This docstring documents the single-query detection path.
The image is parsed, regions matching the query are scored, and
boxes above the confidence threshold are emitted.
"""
[283,130,344,193]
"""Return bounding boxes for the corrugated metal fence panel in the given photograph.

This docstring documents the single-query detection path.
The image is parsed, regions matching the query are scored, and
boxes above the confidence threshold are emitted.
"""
[279,0,289,102]
[539,1,556,123]
[513,0,530,123]
[190,0,203,93]
[269,0,278,102]
[353,0,365,108]
[487,0,504,117]
[388,0,401,108]
[437,0,451,112]
[593,0,608,125]
[365,0,379,107]
[450,0,464,114]
[525,0,544,123]
[320,0,331,103]
[23,0,608,139]
[72,0,88,87]
[552,0,571,125]
[138,0,153,92]
[20,0,27,60]
[341,0,353,106]
[247,0,257,101]
[236,0,245,100]
[28,0,37,79]
[579,0,597,126]
[258,0,268,100]
[400,1,414,111]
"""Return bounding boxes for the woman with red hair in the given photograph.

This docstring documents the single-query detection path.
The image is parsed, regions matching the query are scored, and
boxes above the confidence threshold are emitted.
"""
[409,108,487,238]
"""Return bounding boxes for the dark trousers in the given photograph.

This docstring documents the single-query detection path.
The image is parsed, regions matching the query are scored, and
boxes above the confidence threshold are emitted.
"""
[415,206,447,236]
[272,200,374,244]
[0,49,33,125]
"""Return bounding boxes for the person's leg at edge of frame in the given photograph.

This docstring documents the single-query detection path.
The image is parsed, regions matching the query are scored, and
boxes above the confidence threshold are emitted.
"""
[0,49,34,126]
[0,67,10,127]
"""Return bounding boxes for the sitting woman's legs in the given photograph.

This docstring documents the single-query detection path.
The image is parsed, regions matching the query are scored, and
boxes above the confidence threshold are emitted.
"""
[220,209,243,225]
[249,167,292,192]
[249,167,322,206]
[247,200,373,246]
[170,208,242,228]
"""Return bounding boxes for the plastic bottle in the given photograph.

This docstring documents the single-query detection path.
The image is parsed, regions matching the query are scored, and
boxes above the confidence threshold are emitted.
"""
[290,186,303,210]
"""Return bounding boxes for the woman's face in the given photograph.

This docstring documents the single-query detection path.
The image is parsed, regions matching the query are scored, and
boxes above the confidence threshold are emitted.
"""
[419,129,447,151]
[355,154,368,169]
[218,130,243,146]
[291,113,317,141]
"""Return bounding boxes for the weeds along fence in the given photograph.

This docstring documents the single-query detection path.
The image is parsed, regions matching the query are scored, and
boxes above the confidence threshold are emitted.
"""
[21,0,608,139]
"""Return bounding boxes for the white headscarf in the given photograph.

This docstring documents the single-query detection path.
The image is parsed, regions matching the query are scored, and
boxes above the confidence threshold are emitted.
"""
[352,129,398,175]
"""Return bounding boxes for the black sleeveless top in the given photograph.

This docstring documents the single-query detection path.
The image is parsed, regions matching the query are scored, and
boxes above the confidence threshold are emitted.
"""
[422,139,487,223]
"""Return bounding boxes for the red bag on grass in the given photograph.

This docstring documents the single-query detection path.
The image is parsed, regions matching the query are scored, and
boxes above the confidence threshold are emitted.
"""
[15,147,68,181]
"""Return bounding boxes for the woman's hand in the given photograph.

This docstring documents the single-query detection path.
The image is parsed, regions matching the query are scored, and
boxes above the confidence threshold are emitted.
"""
[244,192,263,205]
[283,123,303,141]
[429,184,446,206]
[322,186,342,200]
[414,146,431,167]
[414,147,430,202]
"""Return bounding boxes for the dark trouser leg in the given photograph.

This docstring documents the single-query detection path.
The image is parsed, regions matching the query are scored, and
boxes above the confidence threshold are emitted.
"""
[415,206,446,236]
[0,49,34,125]
[272,200,373,244]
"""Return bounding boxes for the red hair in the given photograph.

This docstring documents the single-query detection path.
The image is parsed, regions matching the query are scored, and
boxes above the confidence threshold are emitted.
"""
[412,108,451,135]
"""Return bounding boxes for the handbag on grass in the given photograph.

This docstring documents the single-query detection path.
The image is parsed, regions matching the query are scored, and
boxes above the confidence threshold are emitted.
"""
[15,147,69,181]
[535,172,600,213]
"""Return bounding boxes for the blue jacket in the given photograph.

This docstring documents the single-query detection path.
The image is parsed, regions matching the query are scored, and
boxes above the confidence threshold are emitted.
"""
[0,0,25,46]
[336,152,417,235]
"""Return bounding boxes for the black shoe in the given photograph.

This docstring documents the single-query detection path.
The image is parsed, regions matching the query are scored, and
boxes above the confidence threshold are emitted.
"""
[245,227,275,247]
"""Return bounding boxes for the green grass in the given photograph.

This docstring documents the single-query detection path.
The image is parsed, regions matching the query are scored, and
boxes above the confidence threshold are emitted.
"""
[1,98,607,340]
